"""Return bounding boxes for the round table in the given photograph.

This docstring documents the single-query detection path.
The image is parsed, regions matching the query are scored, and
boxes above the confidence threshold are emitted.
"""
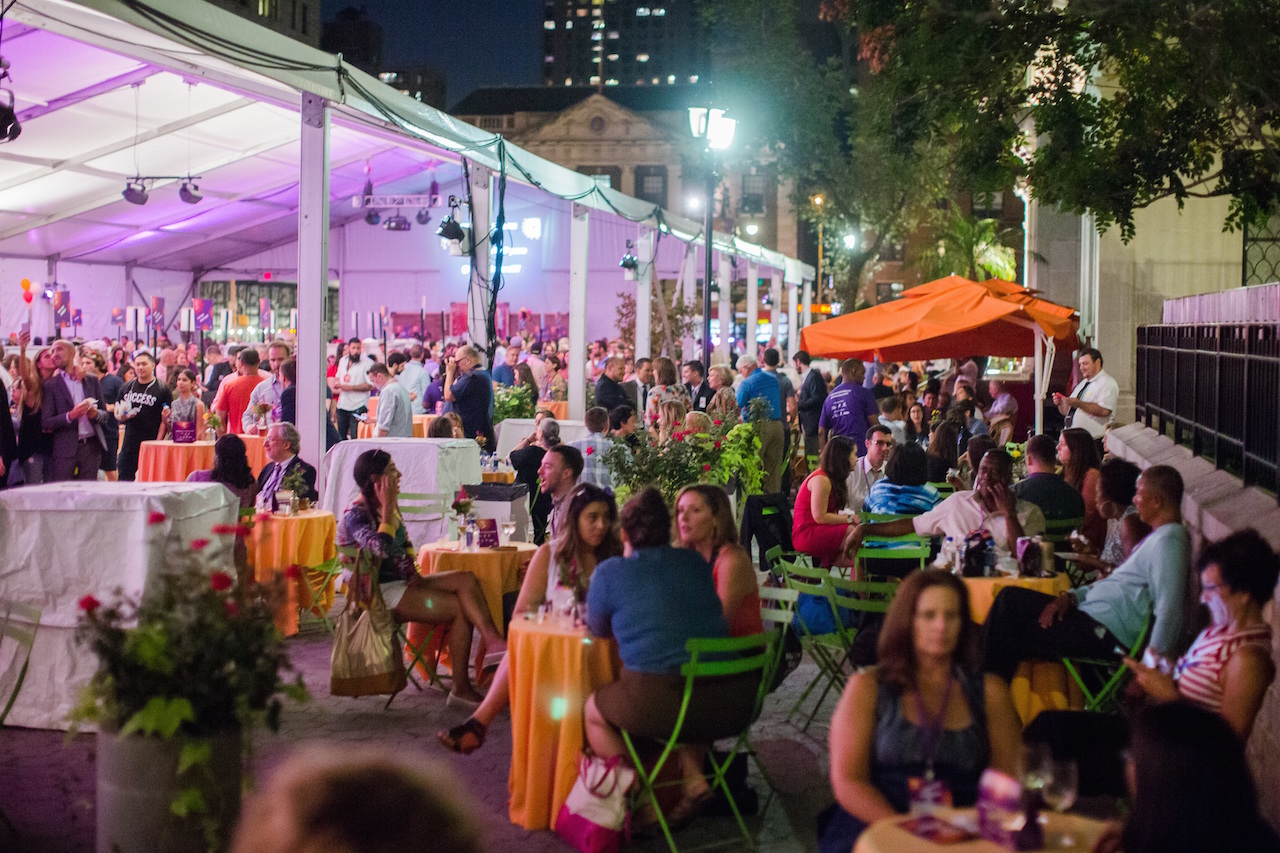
[481,470,516,484]
[416,540,537,632]
[357,413,435,439]
[239,433,267,476]
[506,617,620,830]
[137,440,215,482]
[963,573,1083,725]
[538,400,569,420]
[854,807,1107,853]
[247,509,338,637]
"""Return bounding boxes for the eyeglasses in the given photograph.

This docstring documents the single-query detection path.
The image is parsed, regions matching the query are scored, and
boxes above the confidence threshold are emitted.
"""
[871,440,895,448]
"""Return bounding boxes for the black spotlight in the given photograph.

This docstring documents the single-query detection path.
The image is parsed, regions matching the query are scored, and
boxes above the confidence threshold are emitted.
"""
[436,215,465,242]
[178,181,202,204]
[122,180,149,205]
[364,209,381,226]
[415,209,432,226]
[0,88,20,143]
[619,239,639,271]
[384,212,411,232]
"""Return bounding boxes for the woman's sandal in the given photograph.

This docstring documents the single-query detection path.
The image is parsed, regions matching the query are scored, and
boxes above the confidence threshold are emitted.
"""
[437,717,487,754]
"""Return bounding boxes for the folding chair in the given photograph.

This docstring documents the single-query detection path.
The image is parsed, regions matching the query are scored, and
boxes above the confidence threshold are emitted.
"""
[1062,611,1152,713]
[762,545,812,582]
[0,599,40,837]
[926,481,955,496]
[851,514,932,582]
[620,632,777,853]
[398,491,453,540]
[297,555,344,632]
[1041,516,1084,546]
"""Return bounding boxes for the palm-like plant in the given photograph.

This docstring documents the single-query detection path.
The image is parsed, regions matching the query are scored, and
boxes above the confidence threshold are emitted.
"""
[915,211,1019,282]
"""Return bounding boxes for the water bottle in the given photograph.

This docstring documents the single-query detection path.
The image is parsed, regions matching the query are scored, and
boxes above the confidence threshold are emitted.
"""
[465,518,478,551]
[935,536,955,570]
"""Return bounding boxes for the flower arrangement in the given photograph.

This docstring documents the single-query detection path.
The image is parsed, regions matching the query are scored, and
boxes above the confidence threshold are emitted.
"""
[451,488,474,517]
[279,465,307,497]
[203,411,221,431]
[557,556,589,604]
[493,382,535,424]
[251,402,272,420]
[71,520,306,849]
[602,416,764,506]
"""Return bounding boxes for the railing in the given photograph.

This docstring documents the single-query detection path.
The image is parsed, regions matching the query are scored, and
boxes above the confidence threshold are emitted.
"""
[1136,324,1280,500]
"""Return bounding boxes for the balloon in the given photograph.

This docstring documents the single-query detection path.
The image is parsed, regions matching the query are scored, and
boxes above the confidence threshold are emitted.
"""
[22,291,33,304]
[20,278,30,291]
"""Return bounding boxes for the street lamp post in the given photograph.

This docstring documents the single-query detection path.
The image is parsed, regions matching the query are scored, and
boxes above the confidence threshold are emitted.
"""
[811,194,824,320]
[689,105,736,370]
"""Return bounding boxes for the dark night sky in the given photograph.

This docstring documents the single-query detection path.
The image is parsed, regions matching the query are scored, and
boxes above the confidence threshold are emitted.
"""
[321,1,543,108]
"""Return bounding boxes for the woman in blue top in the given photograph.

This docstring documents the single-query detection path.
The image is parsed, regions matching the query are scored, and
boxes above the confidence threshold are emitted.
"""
[820,570,1020,853]
[864,442,940,517]
[584,487,758,824]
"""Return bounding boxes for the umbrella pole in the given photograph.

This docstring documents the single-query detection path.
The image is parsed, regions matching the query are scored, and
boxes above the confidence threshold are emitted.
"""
[1034,330,1044,436]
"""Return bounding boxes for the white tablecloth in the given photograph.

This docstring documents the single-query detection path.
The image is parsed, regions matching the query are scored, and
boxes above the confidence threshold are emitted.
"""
[317,438,482,544]
[0,482,238,729]
[495,419,589,458]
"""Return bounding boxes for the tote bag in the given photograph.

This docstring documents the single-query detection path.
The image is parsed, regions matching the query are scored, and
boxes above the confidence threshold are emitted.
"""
[330,570,406,697]
[554,753,635,853]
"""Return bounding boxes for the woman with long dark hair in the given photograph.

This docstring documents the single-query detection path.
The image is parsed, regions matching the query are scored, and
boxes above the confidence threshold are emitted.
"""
[1058,426,1105,547]
[820,570,1020,852]
[792,434,858,566]
[925,420,961,483]
[904,402,930,449]
[438,483,623,754]
[188,434,257,507]
[676,484,762,637]
[336,449,506,706]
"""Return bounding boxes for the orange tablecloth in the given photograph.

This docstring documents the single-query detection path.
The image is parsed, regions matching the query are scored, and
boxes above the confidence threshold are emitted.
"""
[507,617,620,830]
[538,401,568,420]
[963,573,1083,725]
[481,470,516,483]
[247,510,338,637]
[239,433,267,476]
[137,440,215,482]
[416,541,537,631]
[854,807,1107,853]
[357,413,435,439]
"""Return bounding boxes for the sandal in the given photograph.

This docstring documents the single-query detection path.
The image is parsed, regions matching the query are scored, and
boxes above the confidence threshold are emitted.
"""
[437,717,487,754]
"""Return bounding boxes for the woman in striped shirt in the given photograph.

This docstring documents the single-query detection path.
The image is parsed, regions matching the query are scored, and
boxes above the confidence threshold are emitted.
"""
[1123,528,1277,738]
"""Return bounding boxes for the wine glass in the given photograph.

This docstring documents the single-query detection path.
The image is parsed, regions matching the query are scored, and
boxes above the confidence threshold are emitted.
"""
[1020,743,1051,796]
[1041,758,1078,847]
[501,521,517,544]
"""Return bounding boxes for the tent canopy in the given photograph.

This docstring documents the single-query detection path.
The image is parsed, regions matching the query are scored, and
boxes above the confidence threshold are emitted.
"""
[799,275,1079,362]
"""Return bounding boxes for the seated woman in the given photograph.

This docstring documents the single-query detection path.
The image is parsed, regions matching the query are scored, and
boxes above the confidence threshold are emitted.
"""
[1057,427,1105,547]
[1124,528,1277,738]
[438,484,622,753]
[682,410,713,434]
[188,434,258,583]
[676,484,763,637]
[821,570,1020,853]
[337,449,506,706]
[442,411,465,438]
[584,488,757,824]
[1092,703,1280,853]
[792,435,858,567]
[1067,457,1140,579]
[951,434,995,491]
[426,416,455,438]
[925,420,961,484]
[864,442,940,516]
[655,399,687,445]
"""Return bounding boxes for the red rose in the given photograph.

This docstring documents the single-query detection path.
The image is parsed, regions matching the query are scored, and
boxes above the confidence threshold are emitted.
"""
[147,512,166,525]
[703,463,712,471]
[713,419,723,426]
[78,594,101,613]
[189,538,210,551]
[211,524,236,535]
[674,433,684,442]
[224,600,240,618]
[285,564,303,580]
[209,571,234,592]
[714,440,722,450]
[585,446,595,456]
[254,512,272,523]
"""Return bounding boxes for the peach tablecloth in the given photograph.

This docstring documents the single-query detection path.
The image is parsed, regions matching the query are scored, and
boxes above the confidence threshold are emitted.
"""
[416,541,537,631]
[854,807,1107,853]
[239,433,267,476]
[247,509,338,636]
[538,401,568,420]
[507,617,620,830]
[137,440,214,482]
[963,573,1083,725]
[357,414,435,439]
[481,470,516,483]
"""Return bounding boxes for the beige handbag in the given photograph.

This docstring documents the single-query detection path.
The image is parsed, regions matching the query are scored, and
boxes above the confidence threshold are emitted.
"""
[330,552,406,698]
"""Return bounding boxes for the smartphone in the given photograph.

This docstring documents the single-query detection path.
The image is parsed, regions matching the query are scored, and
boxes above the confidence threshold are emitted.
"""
[20,321,29,335]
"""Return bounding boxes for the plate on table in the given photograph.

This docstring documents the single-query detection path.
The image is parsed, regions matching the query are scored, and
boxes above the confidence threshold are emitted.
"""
[1056,551,1088,561]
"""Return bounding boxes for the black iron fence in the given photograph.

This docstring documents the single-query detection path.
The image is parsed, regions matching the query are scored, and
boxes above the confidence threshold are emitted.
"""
[1135,324,1280,499]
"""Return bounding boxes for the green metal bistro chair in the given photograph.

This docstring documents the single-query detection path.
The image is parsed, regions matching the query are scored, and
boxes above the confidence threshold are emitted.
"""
[620,632,777,853]
[298,555,344,632]
[0,599,41,837]
[926,481,955,496]
[1041,516,1084,546]
[1062,611,1152,713]
[397,491,453,539]
[763,545,813,581]
[851,514,932,582]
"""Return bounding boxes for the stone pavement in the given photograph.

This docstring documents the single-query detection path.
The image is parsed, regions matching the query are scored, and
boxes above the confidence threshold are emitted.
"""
[0,617,839,852]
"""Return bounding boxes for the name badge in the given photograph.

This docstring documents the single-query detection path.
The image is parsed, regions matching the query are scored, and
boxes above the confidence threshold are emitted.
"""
[908,775,953,815]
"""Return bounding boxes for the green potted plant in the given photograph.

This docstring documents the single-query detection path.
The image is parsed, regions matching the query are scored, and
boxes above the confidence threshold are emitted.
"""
[280,465,310,511]
[492,383,535,425]
[72,518,307,853]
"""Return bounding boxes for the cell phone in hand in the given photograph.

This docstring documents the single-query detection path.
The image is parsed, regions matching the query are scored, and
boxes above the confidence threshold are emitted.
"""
[20,321,29,335]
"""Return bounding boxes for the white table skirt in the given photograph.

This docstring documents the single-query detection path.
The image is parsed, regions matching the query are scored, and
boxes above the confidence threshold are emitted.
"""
[495,419,589,458]
[317,438,482,545]
[0,482,238,729]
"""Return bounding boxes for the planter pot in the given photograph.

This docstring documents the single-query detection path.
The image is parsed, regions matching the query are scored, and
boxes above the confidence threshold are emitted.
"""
[97,727,242,853]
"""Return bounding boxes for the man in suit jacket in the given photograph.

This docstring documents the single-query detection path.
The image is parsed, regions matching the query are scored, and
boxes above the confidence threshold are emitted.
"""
[201,344,233,408]
[42,340,110,482]
[256,421,319,502]
[794,350,827,457]
[621,357,654,429]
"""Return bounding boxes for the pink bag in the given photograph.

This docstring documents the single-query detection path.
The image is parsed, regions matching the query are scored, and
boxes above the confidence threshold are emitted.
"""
[554,753,635,853]
[171,420,197,443]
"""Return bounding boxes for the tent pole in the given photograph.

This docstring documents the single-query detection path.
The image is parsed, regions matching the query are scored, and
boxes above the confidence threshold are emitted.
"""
[1033,329,1044,436]
[717,252,732,364]
[635,228,653,360]
[746,260,758,356]
[567,203,589,421]
[296,92,329,470]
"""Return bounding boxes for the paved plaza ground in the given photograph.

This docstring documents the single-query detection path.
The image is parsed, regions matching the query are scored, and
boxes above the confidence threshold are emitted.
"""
[0,615,836,853]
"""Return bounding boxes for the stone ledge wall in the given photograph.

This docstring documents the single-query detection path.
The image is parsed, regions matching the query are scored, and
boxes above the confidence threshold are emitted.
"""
[1106,422,1280,830]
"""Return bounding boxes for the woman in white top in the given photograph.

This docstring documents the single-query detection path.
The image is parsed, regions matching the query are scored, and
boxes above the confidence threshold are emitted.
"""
[437,483,623,754]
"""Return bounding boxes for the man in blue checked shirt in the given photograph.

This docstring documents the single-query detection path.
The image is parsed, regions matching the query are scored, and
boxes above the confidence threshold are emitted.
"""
[735,353,786,494]
[569,406,614,490]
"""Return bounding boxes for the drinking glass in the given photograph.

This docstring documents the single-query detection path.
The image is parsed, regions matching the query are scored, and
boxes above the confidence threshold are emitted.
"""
[1020,742,1052,797]
[501,521,517,544]
[1042,759,1078,847]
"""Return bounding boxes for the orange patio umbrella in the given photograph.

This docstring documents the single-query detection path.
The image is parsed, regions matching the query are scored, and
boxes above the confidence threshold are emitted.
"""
[900,276,1078,343]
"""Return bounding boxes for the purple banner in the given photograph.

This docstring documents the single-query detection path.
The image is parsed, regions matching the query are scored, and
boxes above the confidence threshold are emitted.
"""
[111,307,124,325]
[72,308,82,327]
[53,291,71,328]
[149,296,165,328]
[193,297,213,331]
[259,296,272,330]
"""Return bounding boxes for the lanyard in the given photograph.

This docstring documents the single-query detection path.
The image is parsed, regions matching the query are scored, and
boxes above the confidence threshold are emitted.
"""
[914,673,956,780]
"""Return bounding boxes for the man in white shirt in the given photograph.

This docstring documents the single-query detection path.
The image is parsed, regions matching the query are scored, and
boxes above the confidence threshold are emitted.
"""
[1053,347,1119,454]
[368,363,413,437]
[333,337,372,440]
[243,340,291,433]
[847,424,895,511]
[399,344,429,415]
[851,449,1045,556]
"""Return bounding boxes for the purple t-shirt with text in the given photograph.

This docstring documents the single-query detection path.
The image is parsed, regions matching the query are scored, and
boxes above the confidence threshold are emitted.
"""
[819,381,879,455]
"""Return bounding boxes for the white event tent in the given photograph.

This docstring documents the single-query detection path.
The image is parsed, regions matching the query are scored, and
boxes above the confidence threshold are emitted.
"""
[0,0,815,465]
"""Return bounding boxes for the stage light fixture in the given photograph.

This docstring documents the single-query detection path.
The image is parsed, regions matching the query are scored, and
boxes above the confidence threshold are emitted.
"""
[436,215,465,243]
[384,212,411,232]
[178,181,202,204]
[364,209,381,226]
[415,209,432,226]
[619,240,639,272]
[122,180,149,205]
[0,88,20,143]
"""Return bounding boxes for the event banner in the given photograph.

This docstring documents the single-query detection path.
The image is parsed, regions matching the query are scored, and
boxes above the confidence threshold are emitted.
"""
[52,291,71,328]
[111,307,124,325]
[193,298,214,331]
[149,296,165,328]
[72,309,82,328]
[259,297,272,330]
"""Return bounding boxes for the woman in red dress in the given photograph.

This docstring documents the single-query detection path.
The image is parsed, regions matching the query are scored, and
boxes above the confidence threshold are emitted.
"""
[793,434,859,566]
